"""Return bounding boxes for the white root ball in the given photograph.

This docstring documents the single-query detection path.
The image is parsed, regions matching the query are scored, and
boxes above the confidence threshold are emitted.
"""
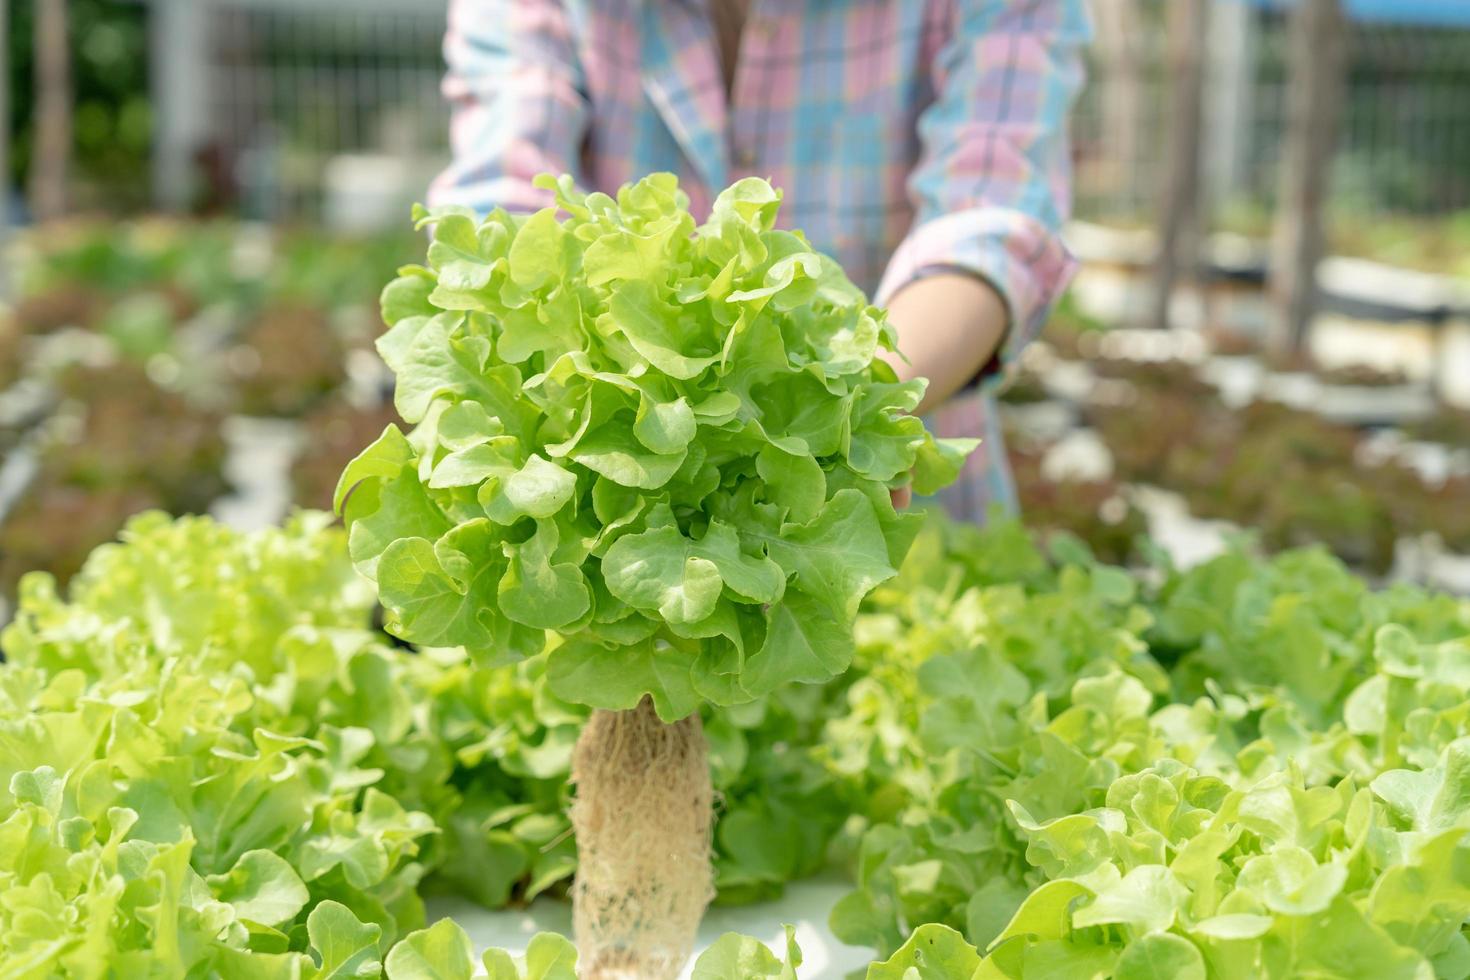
[570,696,715,980]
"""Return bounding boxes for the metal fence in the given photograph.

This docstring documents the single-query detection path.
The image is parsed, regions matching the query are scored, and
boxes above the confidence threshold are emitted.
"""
[155,0,1470,227]
[153,0,449,222]
[1073,0,1470,225]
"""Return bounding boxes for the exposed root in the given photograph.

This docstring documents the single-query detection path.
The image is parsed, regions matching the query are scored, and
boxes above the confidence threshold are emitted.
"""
[570,696,714,980]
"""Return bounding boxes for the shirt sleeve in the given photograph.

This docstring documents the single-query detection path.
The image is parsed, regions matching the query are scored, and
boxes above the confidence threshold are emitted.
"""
[875,0,1090,386]
[428,0,589,214]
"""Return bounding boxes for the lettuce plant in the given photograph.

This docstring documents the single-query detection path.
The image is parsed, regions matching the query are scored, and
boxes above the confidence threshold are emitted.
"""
[338,173,971,718]
[336,173,971,977]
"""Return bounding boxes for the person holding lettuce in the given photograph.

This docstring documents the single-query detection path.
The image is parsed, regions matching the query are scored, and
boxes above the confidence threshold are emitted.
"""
[431,0,1086,521]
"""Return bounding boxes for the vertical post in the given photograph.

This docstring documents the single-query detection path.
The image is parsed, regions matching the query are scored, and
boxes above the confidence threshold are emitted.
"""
[29,0,70,222]
[1149,0,1208,330]
[1206,0,1256,210]
[0,0,11,298]
[1268,0,1348,356]
[151,0,211,211]
[1090,0,1144,215]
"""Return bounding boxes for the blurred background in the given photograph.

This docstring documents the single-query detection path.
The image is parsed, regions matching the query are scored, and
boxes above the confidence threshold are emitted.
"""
[0,0,1467,617]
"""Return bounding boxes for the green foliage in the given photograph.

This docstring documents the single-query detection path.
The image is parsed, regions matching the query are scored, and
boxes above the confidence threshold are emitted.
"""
[0,512,575,973]
[691,926,802,979]
[340,174,971,719]
[4,500,1469,976]
[0,510,874,974]
[0,513,433,973]
[826,520,1470,979]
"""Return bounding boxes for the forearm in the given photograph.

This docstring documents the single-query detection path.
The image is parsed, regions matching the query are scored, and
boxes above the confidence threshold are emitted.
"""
[875,0,1085,417]
[881,272,1010,415]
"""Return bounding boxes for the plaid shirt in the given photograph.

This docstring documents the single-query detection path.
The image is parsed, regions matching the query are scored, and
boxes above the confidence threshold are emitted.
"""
[431,0,1087,521]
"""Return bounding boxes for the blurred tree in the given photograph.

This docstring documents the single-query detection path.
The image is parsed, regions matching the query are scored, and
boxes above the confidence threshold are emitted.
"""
[8,0,151,214]
[1,0,8,215]
[1,0,9,298]
[30,0,71,220]
[1269,0,1348,354]
[1150,0,1207,329]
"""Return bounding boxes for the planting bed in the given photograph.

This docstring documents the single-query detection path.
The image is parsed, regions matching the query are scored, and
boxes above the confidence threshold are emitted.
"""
[999,317,1470,591]
[1064,219,1470,409]
[0,221,411,608]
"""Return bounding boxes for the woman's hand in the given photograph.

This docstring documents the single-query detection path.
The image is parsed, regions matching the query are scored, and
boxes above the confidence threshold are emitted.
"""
[880,272,1010,415]
[881,272,1009,509]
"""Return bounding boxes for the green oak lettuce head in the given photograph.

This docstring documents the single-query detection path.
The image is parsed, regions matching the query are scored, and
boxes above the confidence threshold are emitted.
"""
[337,173,974,719]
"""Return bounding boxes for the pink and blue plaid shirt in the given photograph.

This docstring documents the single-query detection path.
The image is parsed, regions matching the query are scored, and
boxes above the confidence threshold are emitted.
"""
[431,0,1087,521]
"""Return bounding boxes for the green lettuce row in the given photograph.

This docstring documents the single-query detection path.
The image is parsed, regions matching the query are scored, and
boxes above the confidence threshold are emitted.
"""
[827,521,1470,978]
[5,509,1469,976]
[339,173,972,720]
[0,512,860,974]
[0,514,437,972]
